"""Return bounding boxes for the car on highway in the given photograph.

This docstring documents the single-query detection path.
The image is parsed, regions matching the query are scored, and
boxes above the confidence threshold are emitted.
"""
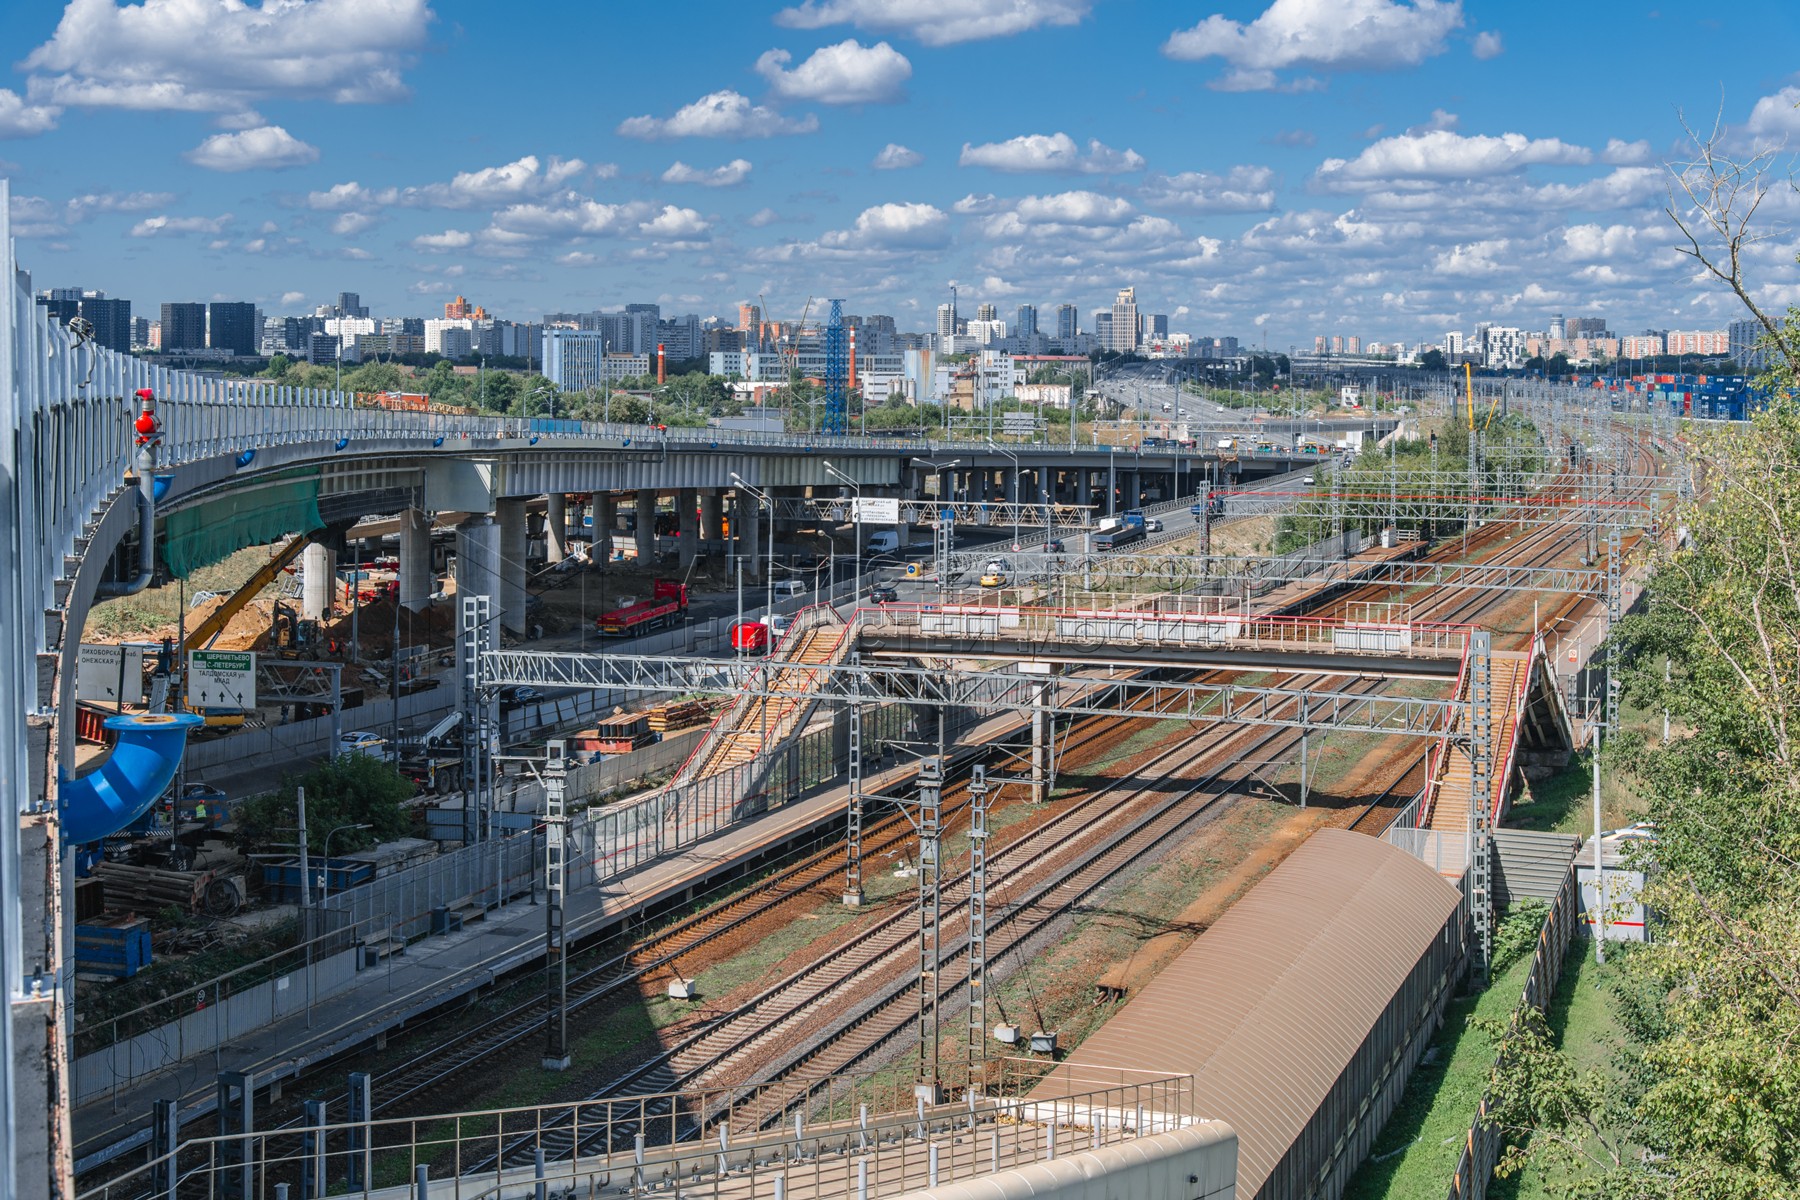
[1143,517,1164,533]
[338,731,396,761]
[1044,539,1065,553]
[1303,475,1316,485]
[978,558,1011,588]
[500,685,543,709]
[869,582,899,604]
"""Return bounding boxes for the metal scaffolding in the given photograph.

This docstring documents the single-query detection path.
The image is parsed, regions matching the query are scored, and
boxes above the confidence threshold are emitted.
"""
[823,299,848,436]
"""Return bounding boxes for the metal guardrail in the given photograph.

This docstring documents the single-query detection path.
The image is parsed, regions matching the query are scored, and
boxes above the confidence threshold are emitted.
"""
[74,1057,1192,1200]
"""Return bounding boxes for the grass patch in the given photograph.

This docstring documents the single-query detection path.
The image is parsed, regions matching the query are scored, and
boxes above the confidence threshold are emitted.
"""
[1507,747,1645,836]
[87,542,294,639]
[1343,951,1535,1200]
[1490,946,1634,1200]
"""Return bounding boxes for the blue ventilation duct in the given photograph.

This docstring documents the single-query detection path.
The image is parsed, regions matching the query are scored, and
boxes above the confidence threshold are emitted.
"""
[59,712,203,845]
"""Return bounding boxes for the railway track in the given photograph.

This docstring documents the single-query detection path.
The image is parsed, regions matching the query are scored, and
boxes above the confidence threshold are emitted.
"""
[476,687,1385,1168]
[78,434,1671,1194]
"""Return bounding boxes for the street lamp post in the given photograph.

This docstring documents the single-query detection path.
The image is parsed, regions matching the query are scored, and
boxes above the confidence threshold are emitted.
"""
[729,473,775,623]
[987,440,1022,551]
[823,461,862,606]
[320,822,373,908]
[914,458,960,596]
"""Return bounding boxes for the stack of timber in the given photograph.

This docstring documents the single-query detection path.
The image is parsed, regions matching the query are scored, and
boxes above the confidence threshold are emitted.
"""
[91,861,247,918]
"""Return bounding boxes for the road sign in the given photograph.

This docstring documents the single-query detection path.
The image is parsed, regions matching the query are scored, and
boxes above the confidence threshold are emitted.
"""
[77,644,145,705]
[1002,412,1045,436]
[188,650,256,710]
[853,496,901,523]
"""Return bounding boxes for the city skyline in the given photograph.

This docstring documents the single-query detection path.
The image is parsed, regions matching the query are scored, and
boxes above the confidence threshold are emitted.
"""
[2,1,1799,344]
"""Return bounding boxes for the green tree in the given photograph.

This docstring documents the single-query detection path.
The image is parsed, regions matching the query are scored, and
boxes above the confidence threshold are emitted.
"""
[340,360,404,395]
[236,754,415,856]
[1419,348,1448,372]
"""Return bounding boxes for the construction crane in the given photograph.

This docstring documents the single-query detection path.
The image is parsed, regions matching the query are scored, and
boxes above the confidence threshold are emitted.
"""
[823,298,848,435]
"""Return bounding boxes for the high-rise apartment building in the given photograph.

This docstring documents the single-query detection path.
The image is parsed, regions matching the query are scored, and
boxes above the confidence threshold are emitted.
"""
[976,303,996,322]
[1347,335,1362,355]
[1015,305,1038,338]
[1330,335,1344,355]
[160,302,207,353]
[738,303,761,332]
[336,291,368,319]
[936,303,957,339]
[445,295,488,320]
[1108,287,1139,353]
[1055,304,1077,341]
[36,288,131,353]
[1729,317,1768,371]
[1548,314,1565,341]
[207,302,258,356]
[1146,313,1169,341]
[1565,316,1609,339]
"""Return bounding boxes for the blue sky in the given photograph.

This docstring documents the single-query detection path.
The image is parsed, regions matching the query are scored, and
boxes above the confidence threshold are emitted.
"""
[4,0,1800,347]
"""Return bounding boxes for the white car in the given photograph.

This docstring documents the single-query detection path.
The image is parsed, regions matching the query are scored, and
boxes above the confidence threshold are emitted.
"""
[1143,517,1164,533]
[1302,475,1317,485]
[338,732,395,761]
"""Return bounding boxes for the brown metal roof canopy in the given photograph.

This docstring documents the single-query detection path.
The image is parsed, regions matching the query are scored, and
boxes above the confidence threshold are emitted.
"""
[1031,827,1465,1200]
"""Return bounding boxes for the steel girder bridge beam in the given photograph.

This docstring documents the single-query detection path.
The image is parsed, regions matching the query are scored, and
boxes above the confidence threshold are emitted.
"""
[939,551,1609,597]
[1220,490,1655,528]
[480,650,1465,738]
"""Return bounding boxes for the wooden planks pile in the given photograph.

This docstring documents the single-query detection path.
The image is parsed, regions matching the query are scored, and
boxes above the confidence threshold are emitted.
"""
[92,861,247,917]
[647,699,712,733]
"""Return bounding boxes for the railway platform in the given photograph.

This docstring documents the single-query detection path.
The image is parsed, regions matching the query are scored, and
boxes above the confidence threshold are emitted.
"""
[70,705,1039,1173]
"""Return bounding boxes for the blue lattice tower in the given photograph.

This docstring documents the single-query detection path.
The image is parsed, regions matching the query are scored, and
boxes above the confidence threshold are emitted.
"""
[824,298,848,434]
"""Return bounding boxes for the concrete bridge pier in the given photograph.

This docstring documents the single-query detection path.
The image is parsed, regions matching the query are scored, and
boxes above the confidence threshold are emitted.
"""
[301,541,336,621]
[454,515,502,674]
[677,487,698,568]
[497,499,529,635]
[699,489,724,545]
[545,493,567,564]
[634,491,657,564]
[594,493,616,563]
[398,508,431,612]
[1077,470,1093,512]
[741,497,764,580]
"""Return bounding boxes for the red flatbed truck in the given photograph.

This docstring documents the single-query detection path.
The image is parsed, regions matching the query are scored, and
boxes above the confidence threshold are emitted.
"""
[595,579,689,636]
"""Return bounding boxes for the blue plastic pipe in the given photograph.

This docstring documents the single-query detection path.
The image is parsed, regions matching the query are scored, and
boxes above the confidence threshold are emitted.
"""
[59,712,203,844]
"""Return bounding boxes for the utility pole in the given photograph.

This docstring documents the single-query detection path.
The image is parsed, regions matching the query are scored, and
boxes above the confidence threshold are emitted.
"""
[543,739,571,1068]
[913,757,943,1099]
[965,765,990,1074]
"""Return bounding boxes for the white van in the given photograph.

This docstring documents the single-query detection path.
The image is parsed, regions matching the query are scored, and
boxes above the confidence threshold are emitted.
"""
[865,531,899,556]
[773,578,808,599]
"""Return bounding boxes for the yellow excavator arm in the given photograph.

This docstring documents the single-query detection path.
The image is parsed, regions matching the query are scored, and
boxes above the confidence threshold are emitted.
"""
[181,528,325,654]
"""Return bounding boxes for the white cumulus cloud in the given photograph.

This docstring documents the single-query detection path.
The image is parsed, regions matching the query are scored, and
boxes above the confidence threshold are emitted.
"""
[1316,129,1591,187]
[280,290,306,305]
[873,143,923,170]
[1599,138,1650,165]
[618,90,818,139]
[1471,30,1503,59]
[775,0,1089,46]
[0,88,59,138]
[662,159,753,187]
[959,132,1144,174]
[21,0,433,113]
[820,202,951,250]
[306,156,588,212]
[184,125,319,172]
[331,212,376,236]
[1165,0,1465,88]
[755,40,911,104]
[639,205,710,238]
[412,229,474,250]
[1136,166,1276,213]
[130,213,233,238]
